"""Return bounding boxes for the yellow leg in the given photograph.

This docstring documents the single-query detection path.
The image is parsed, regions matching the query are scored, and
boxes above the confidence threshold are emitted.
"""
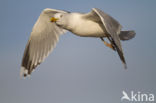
[100,37,115,50]
[103,41,115,50]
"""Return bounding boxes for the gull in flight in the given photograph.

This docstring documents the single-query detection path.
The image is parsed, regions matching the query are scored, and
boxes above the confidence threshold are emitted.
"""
[20,8,135,77]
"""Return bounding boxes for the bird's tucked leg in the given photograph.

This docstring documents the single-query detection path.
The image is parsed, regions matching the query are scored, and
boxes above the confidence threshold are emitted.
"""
[100,37,115,51]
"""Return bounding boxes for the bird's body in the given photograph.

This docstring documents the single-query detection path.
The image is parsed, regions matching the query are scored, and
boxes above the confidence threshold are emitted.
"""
[71,17,106,37]
[63,13,106,37]
[20,8,135,77]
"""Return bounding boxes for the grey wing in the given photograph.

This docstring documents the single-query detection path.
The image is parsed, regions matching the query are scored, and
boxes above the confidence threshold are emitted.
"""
[92,8,127,68]
[21,9,68,77]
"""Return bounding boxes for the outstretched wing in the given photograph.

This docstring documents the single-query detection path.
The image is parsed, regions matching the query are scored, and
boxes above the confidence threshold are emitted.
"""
[21,8,68,77]
[88,8,127,68]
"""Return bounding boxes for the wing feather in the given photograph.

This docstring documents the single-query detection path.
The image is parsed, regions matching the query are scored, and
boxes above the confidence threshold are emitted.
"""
[88,8,127,68]
[21,9,68,77]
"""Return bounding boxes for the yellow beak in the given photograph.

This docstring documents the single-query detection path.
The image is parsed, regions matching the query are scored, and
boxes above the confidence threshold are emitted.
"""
[50,17,59,22]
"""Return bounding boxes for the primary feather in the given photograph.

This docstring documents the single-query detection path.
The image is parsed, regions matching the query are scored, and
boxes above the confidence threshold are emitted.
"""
[21,9,67,77]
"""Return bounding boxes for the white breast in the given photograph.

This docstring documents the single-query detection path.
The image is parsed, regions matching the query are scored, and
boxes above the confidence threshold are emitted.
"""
[73,19,106,37]
[66,14,107,37]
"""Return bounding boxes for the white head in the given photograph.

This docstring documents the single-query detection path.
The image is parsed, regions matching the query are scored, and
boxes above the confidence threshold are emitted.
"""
[51,13,69,28]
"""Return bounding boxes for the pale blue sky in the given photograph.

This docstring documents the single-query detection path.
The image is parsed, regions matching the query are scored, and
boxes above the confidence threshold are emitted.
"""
[0,0,156,103]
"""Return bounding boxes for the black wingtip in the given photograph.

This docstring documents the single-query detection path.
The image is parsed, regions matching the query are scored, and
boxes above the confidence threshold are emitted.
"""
[123,63,127,69]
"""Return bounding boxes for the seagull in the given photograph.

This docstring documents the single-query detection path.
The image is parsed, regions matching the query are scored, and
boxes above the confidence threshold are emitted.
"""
[20,8,135,77]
